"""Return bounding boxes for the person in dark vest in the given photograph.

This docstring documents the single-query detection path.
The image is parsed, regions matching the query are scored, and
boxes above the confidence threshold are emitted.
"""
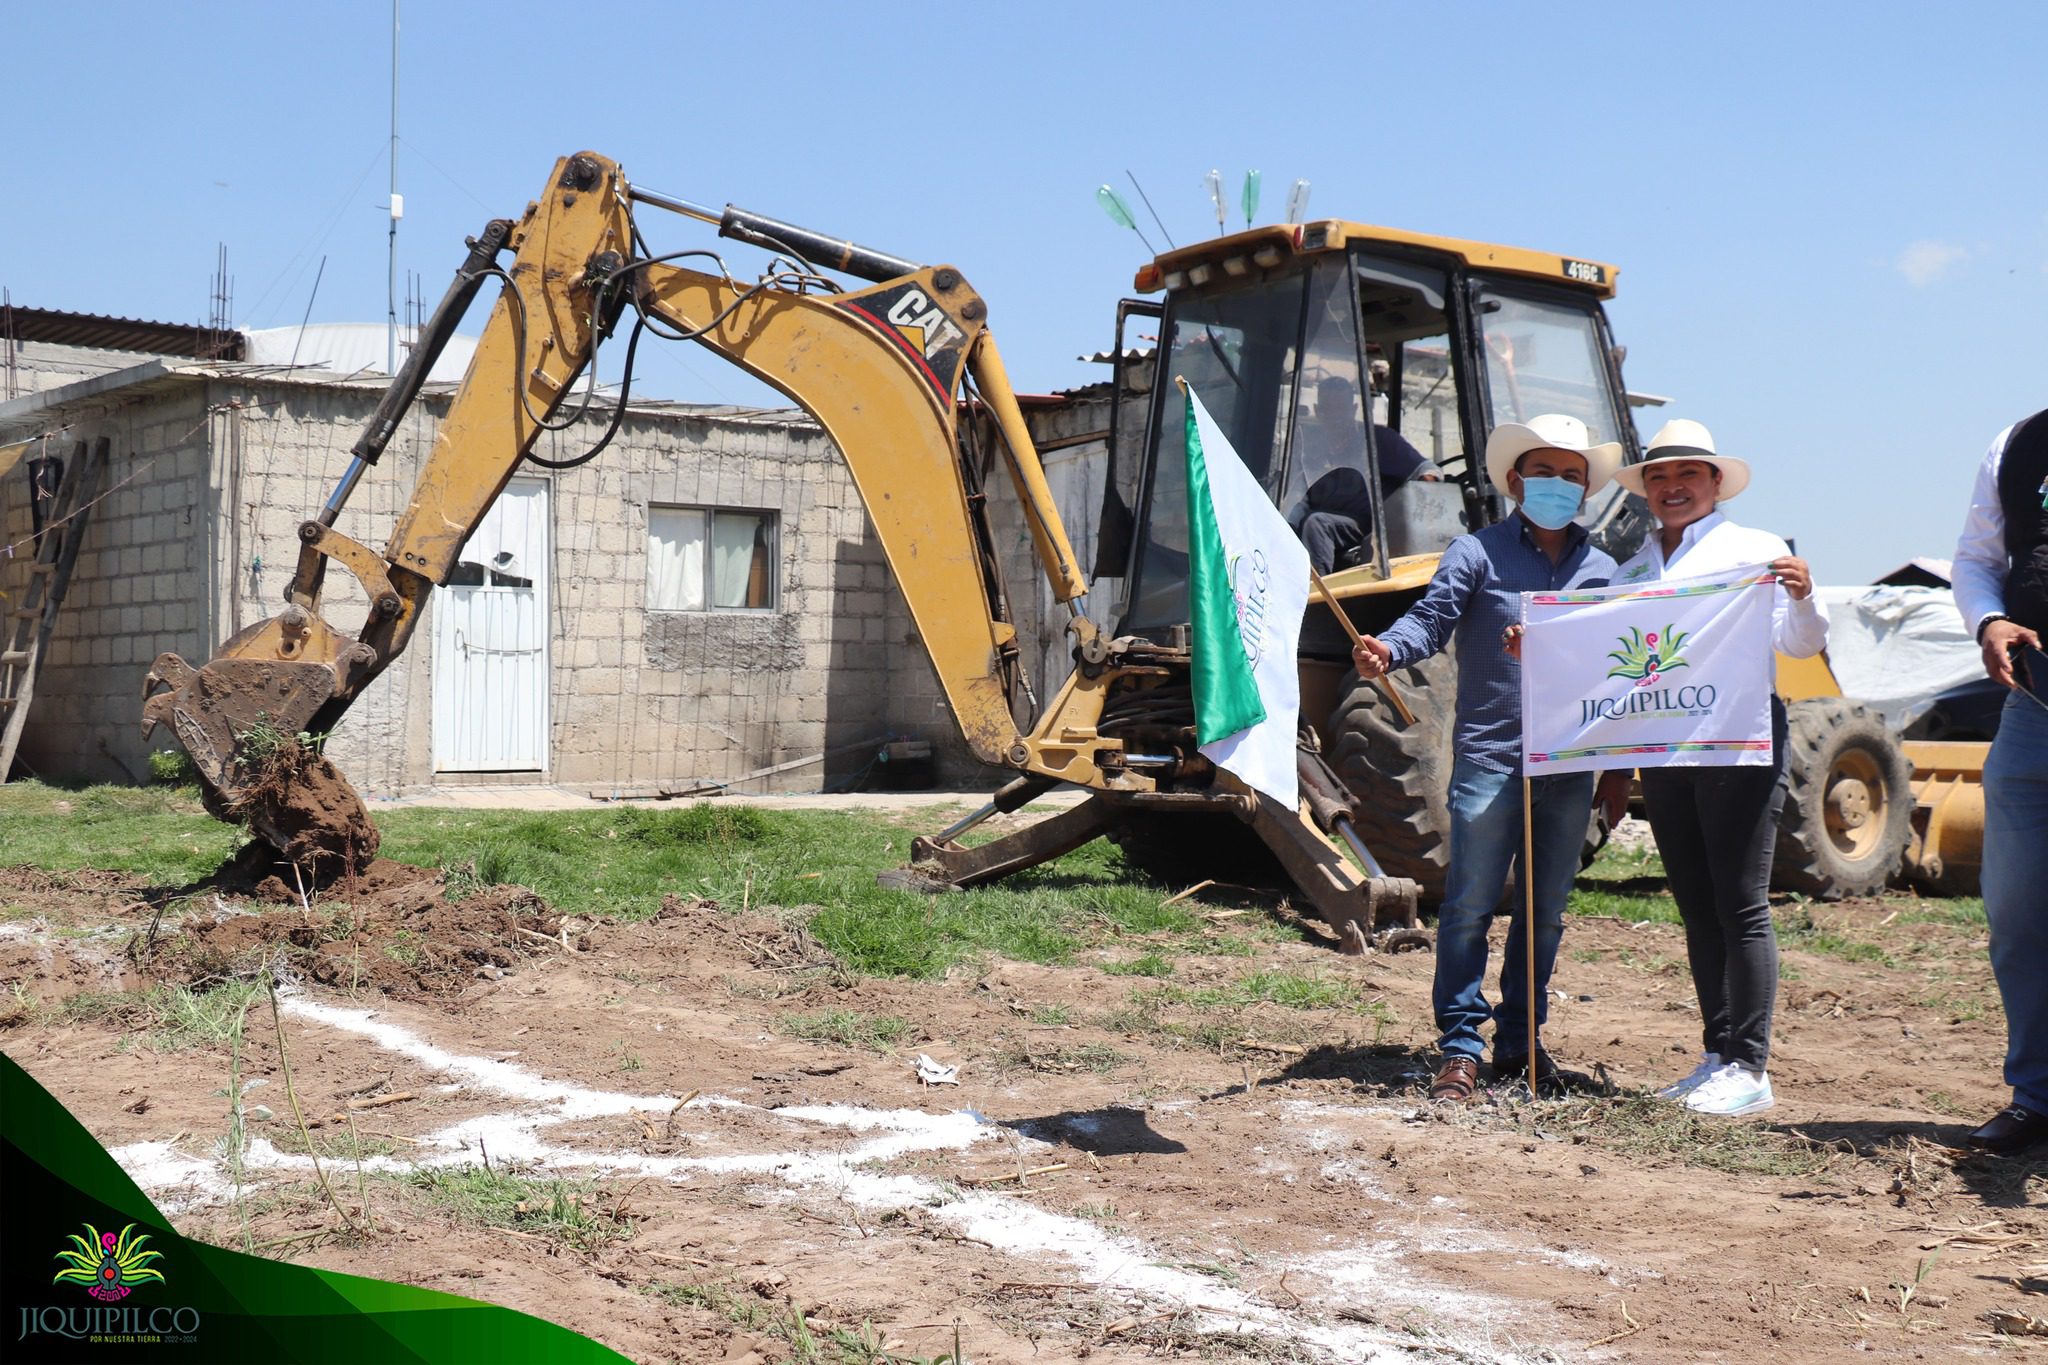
[1952,407,2048,1153]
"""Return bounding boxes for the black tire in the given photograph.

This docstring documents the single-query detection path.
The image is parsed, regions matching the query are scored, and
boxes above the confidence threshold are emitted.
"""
[1108,811,1278,888]
[1772,697,1913,899]
[1326,646,1459,904]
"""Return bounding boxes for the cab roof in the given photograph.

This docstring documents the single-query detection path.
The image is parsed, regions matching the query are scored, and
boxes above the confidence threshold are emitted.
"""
[1137,221,1620,300]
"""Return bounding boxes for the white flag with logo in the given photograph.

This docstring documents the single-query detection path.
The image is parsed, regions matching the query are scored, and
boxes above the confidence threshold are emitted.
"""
[1182,385,1310,807]
[1520,563,1777,776]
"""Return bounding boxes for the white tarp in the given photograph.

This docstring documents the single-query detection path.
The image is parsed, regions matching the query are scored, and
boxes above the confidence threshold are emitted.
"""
[1520,564,1778,775]
[1817,583,1981,729]
[241,323,479,383]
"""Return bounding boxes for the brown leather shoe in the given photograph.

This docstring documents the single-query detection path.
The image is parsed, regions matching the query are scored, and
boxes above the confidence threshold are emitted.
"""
[1965,1105,2048,1155]
[1429,1055,1481,1104]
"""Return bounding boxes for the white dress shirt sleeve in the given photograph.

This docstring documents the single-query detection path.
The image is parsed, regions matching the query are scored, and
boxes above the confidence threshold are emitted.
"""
[1758,529,1829,658]
[1953,424,2016,639]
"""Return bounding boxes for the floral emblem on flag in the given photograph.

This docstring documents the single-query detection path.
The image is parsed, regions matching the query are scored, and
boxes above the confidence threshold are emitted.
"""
[51,1223,166,1301]
[1605,624,1690,686]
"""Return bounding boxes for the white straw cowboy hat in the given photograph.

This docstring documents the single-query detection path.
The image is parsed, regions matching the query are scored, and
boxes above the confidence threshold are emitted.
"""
[1612,418,1752,500]
[1483,413,1623,495]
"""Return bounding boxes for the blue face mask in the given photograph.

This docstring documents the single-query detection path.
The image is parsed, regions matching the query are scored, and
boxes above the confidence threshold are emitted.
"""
[1517,475,1585,530]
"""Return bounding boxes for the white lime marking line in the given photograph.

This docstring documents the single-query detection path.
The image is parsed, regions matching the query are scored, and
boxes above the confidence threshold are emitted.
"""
[108,998,1548,1363]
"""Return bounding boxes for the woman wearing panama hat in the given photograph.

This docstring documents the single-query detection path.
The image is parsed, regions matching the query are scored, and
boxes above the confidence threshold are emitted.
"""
[1610,419,1829,1118]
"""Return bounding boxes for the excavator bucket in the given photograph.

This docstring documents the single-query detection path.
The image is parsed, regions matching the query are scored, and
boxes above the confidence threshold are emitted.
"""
[142,624,380,876]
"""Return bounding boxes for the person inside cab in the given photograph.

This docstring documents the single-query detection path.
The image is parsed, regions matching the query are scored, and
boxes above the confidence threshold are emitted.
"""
[1287,373,1441,573]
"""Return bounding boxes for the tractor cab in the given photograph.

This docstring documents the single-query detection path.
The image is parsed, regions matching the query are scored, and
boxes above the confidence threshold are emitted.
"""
[1100,221,1643,645]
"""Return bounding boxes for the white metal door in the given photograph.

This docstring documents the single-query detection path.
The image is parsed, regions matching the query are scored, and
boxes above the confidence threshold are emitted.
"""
[432,478,551,772]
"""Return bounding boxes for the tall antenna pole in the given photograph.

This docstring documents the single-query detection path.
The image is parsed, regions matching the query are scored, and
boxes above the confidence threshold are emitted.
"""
[386,0,400,376]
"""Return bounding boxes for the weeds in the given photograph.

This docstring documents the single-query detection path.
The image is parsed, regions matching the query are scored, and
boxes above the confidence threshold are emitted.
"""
[410,1167,632,1253]
[993,1040,1126,1075]
[639,1275,952,1363]
[214,982,261,1253]
[1500,1093,1836,1179]
[777,1008,915,1054]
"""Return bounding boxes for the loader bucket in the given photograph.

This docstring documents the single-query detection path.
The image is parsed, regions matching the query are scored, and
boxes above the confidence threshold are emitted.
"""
[1901,740,1986,898]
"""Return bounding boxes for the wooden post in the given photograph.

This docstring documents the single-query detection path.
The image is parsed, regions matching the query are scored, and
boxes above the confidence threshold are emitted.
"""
[1310,567,1416,726]
[1523,775,1539,1100]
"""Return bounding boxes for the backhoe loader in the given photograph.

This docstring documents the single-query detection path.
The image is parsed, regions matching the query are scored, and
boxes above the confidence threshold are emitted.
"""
[142,150,1434,951]
[139,149,1934,938]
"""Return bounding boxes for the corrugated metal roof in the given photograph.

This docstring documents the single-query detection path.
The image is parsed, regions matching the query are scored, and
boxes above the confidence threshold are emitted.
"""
[1,305,244,360]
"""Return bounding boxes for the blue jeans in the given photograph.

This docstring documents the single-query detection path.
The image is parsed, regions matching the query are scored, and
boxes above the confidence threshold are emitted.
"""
[1984,689,2048,1113]
[1434,755,1596,1060]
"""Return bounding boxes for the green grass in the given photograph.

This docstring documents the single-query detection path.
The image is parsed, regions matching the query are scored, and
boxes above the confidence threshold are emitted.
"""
[1775,906,1899,967]
[0,782,241,884]
[408,1166,630,1253]
[1189,969,1368,1011]
[56,980,265,1052]
[1569,843,1680,924]
[777,1008,915,1054]
[1102,952,1174,978]
[376,803,1189,979]
[0,782,1226,981]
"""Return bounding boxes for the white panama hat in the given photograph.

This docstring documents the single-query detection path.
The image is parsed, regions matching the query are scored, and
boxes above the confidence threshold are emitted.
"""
[1483,413,1623,496]
[1612,418,1752,500]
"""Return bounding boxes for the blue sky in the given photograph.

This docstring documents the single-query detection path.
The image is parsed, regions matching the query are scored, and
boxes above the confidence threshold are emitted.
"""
[6,1,2042,583]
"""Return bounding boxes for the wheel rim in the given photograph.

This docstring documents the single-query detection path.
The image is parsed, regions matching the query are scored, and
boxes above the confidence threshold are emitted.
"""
[1822,749,1886,862]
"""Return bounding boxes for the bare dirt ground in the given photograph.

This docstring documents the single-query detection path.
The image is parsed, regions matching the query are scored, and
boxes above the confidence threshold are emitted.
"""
[3,855,2043,1364]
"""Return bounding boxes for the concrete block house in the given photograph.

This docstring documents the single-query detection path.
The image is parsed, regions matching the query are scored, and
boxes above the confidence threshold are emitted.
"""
[0,309,1126,798]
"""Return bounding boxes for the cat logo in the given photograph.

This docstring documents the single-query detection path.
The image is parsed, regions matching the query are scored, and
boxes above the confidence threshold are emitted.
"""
[838,280,974,399]
[883,288,965,360]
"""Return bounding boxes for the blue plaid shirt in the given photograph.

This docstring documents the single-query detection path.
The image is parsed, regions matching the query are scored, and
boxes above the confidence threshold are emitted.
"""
[1380,515,1616,774]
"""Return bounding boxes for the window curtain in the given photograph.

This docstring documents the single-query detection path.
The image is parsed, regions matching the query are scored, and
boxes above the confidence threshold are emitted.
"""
[710,512,760,608]
[647,506,707,610]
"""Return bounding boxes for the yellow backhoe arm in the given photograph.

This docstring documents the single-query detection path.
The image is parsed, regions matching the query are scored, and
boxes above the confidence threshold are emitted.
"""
[141,150,1103,861]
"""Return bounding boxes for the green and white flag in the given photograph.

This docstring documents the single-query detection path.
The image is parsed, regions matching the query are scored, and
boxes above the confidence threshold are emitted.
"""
[1184,385,1310,807]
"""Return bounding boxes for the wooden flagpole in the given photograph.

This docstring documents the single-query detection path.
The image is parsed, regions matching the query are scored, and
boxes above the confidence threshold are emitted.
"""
[1310,567,1416,726]
[1522,775,1539,1099]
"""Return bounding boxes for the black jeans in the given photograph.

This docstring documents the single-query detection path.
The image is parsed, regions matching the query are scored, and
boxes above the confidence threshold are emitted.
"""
[1640,706,1789,1073]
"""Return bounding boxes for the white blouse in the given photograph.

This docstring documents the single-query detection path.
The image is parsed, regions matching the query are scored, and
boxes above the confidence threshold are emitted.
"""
[1613,510,1829,658]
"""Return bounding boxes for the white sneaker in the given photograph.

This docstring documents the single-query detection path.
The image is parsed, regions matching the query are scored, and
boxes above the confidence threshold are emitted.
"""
[1683,1063,1774,1117]
[1656,1052,1722,1100]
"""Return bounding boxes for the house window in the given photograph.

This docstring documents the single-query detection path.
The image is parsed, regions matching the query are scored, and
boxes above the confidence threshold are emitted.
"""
[647,505,778,610]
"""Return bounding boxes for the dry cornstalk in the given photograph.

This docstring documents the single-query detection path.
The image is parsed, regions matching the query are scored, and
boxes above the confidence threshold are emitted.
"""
[1587,1301,1642,1348]
[960,1162,1067,1186]
[347,1091,416,1111]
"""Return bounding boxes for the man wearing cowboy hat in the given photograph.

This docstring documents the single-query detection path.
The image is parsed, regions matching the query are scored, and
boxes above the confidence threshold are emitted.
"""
[1353,413,1625,1103]
[1604,419,1825,1118]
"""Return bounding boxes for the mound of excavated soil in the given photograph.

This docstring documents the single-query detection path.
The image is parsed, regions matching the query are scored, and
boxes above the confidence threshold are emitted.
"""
[200,844,438,905]
[152,860,564,1000]
[231,750,381,878]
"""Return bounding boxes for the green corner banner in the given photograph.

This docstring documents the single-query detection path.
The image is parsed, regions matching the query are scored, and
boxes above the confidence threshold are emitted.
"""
[1,1052,629,1363]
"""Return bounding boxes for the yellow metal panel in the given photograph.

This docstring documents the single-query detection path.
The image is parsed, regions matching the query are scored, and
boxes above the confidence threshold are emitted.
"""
[1319,553,1442,599]
[1774,650,1840,701]
[387,153,633,586]
[1902,739,1991,778]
